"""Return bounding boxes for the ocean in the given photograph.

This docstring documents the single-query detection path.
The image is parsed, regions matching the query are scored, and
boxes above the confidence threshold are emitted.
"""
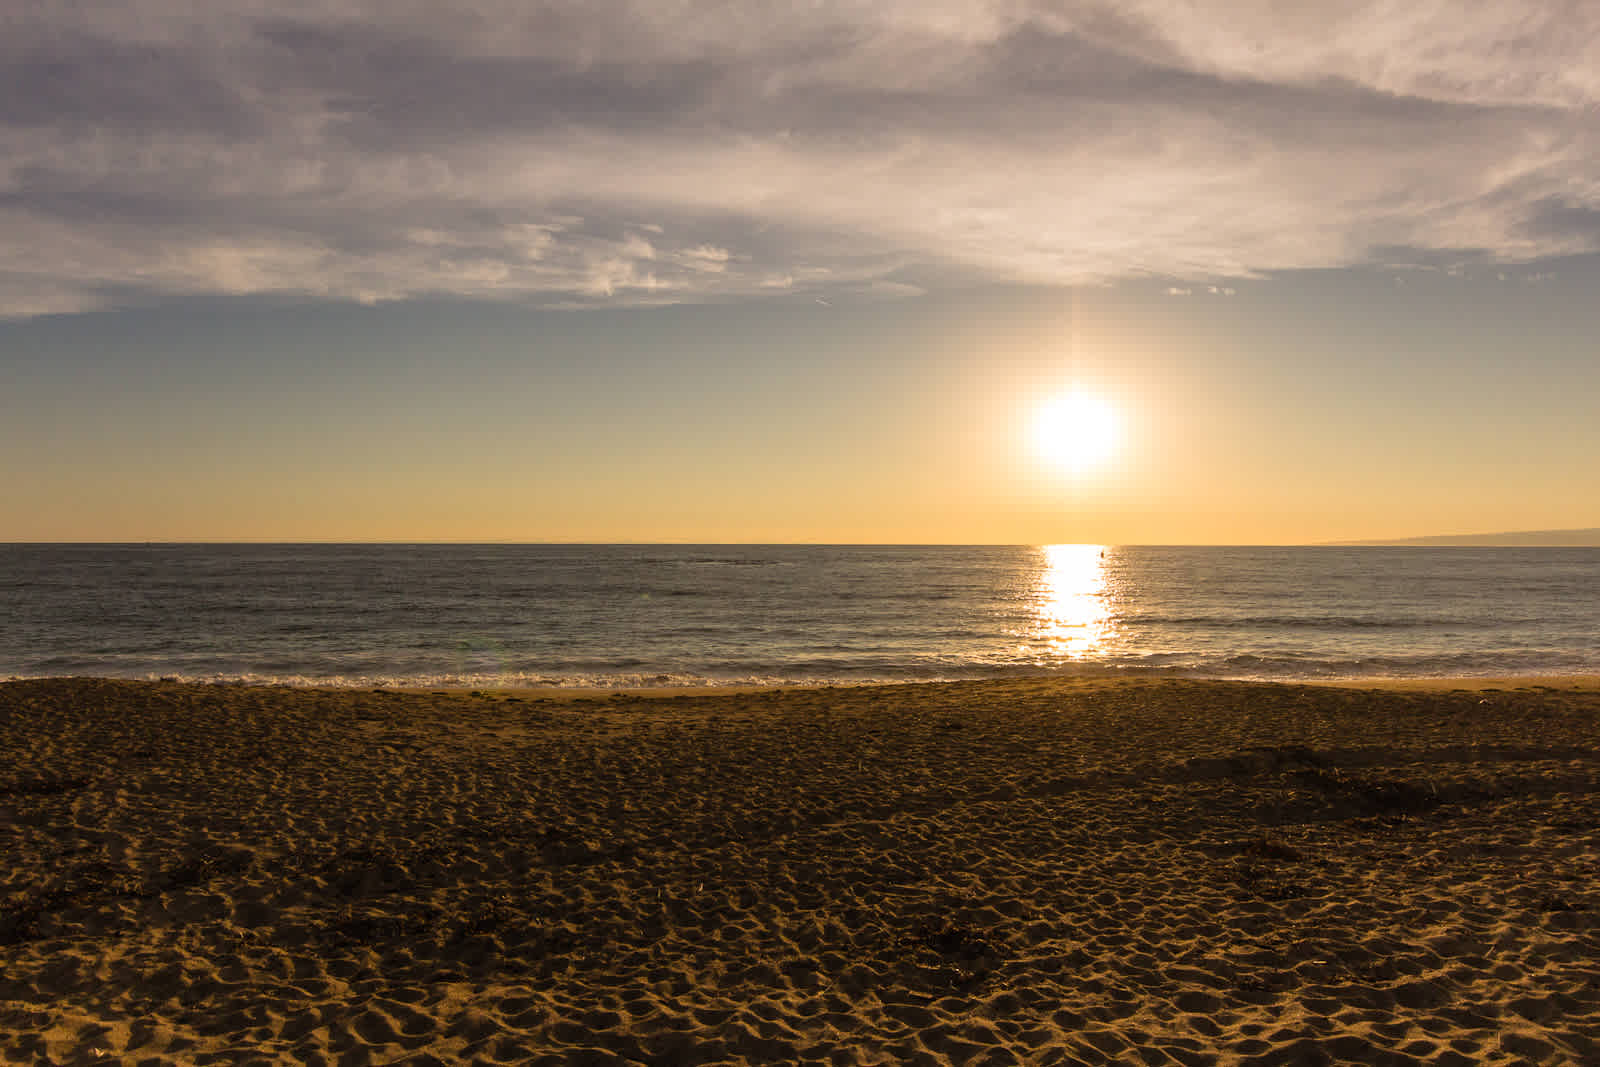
[1,544,1596,688]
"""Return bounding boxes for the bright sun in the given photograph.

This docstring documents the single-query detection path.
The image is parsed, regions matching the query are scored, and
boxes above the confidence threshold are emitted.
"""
[1033,390,1122,471]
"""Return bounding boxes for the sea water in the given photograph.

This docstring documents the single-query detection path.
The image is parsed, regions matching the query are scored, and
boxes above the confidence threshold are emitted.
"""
[1,544,1595,687]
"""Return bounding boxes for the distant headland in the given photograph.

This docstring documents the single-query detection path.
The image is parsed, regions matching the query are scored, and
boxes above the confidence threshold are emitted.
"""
[1329,528,1600,547]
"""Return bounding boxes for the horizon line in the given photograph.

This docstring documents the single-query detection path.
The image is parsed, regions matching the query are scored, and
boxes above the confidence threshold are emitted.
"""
[5,536,1598,548]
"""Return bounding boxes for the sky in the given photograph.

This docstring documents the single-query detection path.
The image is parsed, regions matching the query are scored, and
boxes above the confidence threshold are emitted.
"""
[4,1,1599,544]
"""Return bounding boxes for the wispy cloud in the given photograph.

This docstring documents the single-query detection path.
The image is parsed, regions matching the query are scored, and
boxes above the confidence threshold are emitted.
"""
[3,1,1597,317]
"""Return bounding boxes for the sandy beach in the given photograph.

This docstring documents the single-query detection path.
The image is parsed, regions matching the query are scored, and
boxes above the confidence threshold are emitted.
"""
[3,676,1597,1065]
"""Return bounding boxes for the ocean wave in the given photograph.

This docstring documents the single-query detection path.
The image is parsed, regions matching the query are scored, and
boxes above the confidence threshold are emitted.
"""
[1204,649,1597,680]
[638,556,790,567]
[9,650,1593,691]
[1121,613,1480,630]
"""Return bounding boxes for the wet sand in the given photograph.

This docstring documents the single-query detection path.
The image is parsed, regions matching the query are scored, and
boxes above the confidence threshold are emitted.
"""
[3,676,1598,1064]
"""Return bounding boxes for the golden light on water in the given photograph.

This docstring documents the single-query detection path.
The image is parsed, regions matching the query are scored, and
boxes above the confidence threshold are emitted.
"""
[1033,543,1112,657]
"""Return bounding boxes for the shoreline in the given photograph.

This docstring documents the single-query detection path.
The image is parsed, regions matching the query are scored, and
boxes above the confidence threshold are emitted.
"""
[4,675,1598,1063]
[429,672,1600,702]
[10,671,1600,703]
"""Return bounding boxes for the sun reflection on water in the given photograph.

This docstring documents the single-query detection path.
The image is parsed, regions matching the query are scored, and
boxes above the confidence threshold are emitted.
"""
[1033,543,1112,658]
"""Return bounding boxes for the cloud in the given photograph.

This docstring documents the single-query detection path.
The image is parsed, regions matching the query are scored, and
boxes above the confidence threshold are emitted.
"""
[3,1,1599,316]
[677,244,731,272]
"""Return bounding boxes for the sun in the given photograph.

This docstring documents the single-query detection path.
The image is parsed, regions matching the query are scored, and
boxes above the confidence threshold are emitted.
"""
[1032,390,1121,472]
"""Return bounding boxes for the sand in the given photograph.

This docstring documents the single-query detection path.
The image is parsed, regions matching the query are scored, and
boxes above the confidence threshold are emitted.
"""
[2,676,1597,1065]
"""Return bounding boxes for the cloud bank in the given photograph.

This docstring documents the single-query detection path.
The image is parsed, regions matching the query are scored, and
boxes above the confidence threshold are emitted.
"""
[3,1,1598,316]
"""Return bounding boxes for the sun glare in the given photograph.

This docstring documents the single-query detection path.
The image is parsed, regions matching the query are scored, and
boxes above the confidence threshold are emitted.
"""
[1033,390,1121,472]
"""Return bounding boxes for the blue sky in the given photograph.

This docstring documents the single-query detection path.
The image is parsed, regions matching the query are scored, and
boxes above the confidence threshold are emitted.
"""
[4,2,1598,542]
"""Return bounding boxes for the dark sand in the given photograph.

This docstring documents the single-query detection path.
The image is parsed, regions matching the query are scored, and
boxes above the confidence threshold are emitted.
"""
[2,676,1598,1065]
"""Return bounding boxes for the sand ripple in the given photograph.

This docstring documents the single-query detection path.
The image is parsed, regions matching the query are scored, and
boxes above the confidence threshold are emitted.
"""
[3,677,1598,1064]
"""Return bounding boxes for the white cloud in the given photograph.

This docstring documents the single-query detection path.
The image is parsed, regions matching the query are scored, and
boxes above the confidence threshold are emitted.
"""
[2,1,1598,317]
[620,233,656,261]
[678,244,732,272]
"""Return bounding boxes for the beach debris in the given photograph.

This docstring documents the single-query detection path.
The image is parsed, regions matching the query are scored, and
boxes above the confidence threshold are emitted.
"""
[319,844,415,897]
[0,775,93,798]
[320,903,441,947]
[155,847,255,893]
[0,872,140,945]
[1291,765,1442,818]
[1230,861,1314,902]
[1526,890,1585,913]
[894,916,1006,988]
[1239,835,1304,862]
